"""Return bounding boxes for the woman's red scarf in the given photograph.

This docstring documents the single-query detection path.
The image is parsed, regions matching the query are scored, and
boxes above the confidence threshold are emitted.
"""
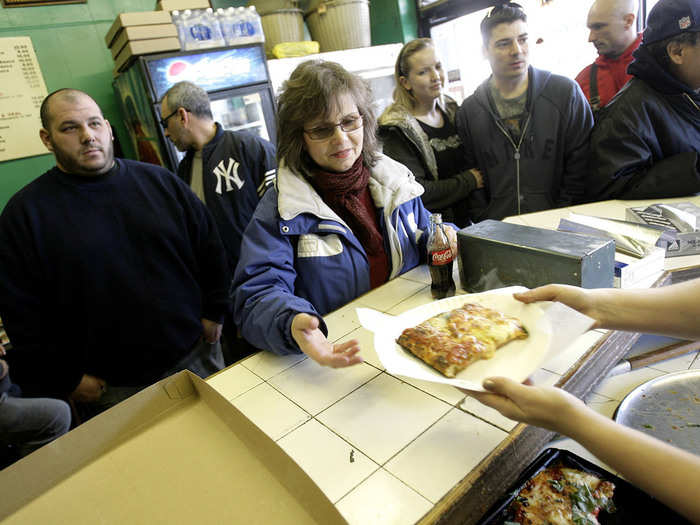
[311,156,388,287]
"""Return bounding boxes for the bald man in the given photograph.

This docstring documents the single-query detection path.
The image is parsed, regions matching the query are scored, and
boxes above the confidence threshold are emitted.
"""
[575,0,641,112]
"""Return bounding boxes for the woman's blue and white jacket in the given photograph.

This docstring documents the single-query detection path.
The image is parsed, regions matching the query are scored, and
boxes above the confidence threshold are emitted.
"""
[232,153,431,355]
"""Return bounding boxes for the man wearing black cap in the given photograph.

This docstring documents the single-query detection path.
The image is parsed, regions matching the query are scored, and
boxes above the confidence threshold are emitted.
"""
[586,0,700,201]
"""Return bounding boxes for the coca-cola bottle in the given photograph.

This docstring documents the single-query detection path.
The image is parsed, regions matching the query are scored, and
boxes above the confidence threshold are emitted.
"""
[427,213,456,299]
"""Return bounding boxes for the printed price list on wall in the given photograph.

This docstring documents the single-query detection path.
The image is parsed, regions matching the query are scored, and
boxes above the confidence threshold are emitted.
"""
[0,36,49,162]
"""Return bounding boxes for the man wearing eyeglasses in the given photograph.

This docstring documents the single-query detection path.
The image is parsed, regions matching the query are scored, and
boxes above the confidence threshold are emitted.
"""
[0,89,231,419]
[160,81,276,365]
[455,2,593,222]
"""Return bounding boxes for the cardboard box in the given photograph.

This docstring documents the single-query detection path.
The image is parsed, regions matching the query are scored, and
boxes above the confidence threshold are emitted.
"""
[105,11,174,47]
[457,220,615,292]
[0,370,345,524]
[110,23,179,58]
[156,0,210,10]
[626,203,700,257]
[114,37,181,72]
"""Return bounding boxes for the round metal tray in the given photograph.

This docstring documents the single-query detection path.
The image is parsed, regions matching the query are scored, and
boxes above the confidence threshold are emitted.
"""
[614,369,700,454]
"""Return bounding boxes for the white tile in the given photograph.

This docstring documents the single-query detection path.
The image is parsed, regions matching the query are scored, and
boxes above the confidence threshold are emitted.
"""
[205,364,263,400]
[398,265,431,285]
[386,408,508,503]
[317,374,451,464]
[541,330,606,375]
[459,395,519,432]
[358,278,427,312]
[335,326,384,370]
[336,468,433,525]
[325,301,369,343]
[400,376,466,405]
[592,366,666,401]
[385,286,435,316]
[269,360,381,415]
[691,354,700,369]
[502,216,529,225]
[529,368,561,387]
[241,351,306,380]
[231,382,310,440]
[277,419,379,503]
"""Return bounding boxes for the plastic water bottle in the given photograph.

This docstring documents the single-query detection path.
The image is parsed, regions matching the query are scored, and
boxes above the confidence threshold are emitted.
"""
[171,10,186,50]
[219,7,238,46]
[247,6,265,44]
[236,6,253,44]
[202,7,226,48]
[181,9,199,50]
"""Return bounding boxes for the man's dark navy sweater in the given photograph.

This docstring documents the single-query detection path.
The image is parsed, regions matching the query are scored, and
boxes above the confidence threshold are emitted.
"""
[0,159,230,397]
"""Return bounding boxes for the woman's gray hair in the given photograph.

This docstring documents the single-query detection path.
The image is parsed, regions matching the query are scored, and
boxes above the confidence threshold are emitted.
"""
[161,81,213,120]
[276,60,380,174]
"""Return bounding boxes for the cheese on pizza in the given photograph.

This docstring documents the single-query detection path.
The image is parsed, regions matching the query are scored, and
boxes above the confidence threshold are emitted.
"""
[507,466,616,524]
[396,302,528,378]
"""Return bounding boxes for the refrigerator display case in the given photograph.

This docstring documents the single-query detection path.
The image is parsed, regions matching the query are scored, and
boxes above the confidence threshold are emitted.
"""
[113,43,276,171]
[266,43,402,118]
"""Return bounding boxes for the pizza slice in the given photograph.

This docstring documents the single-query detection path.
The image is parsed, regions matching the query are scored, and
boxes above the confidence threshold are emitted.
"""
[396,302,528,378]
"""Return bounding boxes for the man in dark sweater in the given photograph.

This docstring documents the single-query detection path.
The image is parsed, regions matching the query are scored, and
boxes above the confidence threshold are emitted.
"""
[160,81,276,364]
[0,89,231,418]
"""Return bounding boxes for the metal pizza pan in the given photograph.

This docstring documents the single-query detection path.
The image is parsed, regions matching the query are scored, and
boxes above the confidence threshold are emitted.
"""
[614,369,700,455]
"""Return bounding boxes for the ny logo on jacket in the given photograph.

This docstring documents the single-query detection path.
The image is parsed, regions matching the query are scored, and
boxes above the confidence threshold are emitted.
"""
[213,158,244,194]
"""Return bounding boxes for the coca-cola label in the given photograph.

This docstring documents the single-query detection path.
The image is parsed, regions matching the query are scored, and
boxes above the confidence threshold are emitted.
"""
[430,248,453,265]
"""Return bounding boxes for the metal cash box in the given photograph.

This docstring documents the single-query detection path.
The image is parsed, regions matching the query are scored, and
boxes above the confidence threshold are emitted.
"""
[457,220,615,292]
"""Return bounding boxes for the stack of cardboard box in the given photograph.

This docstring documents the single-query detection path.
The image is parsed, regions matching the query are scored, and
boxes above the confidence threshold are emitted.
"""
[106,11,181,74]
[156,0,211,10]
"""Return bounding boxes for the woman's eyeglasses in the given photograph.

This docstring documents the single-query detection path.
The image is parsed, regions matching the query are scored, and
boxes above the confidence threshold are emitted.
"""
[303,115,363,141]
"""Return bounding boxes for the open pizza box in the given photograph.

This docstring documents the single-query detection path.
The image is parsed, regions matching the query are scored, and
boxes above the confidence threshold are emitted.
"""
[0,370,346,524]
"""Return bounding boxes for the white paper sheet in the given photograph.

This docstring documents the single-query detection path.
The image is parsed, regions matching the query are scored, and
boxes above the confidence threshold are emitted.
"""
[357,286,594,391]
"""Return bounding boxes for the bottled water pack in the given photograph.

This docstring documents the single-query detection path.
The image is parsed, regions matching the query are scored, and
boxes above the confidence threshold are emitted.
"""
[171,7,264,50]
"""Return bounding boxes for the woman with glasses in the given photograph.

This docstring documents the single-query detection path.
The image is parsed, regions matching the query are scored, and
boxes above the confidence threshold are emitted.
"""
[379,38,484,227]
[232,60,438,368]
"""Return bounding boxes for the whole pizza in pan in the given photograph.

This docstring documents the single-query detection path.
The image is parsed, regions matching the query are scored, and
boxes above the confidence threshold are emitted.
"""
[396,302,528,378]
[508,465,616,524]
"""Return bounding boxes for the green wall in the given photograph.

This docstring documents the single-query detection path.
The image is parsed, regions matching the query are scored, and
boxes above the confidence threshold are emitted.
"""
[0,0,414,211]
[0,0,152,210]
[371,0,417,45]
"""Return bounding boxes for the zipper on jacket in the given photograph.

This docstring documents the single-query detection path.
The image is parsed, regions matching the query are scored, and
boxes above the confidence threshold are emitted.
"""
[493,113,532,215]
[684,93,700,113]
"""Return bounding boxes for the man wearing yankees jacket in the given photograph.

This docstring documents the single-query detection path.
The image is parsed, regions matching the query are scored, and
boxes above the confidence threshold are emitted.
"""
[161,81,277,364]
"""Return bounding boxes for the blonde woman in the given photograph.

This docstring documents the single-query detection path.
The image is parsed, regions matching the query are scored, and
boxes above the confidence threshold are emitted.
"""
[379,38,483,227]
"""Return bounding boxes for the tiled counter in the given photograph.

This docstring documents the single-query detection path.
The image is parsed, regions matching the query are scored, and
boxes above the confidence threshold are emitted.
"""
[207,197,700,525]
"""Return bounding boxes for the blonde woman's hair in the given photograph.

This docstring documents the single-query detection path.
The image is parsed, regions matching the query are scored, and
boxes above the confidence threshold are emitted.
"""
[392,38,436,110]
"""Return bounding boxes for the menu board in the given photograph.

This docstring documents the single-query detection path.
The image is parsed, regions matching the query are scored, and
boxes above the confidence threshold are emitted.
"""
[0,36,49,162]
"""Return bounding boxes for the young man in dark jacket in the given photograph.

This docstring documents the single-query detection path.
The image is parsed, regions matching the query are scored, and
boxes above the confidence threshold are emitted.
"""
[160,81,277,364]
[455,3,593,222]
[586,0,700,201]
[0,89,231,418]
